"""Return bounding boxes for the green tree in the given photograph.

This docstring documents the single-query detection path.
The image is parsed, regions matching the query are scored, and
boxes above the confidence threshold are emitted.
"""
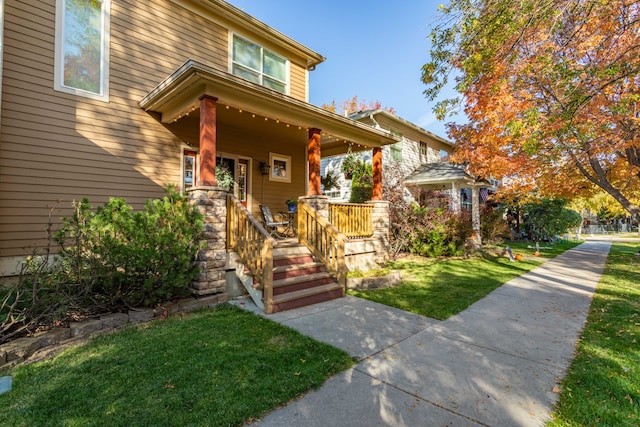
[522,199,582,241]
[349,158,373,203]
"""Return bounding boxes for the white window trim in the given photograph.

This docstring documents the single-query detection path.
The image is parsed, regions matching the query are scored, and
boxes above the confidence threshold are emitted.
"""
[269,152,292,183]
[54,0,110,102]
[181,146,198,192]
[229,32,289,95]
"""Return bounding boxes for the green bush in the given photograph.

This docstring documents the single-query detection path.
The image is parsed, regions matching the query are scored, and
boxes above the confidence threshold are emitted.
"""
[349,160,373,203]
[2,187,205,344]
[394,205,472,258]
[521,198,582,241]
[480,205,512,243]
[54,187,204,307]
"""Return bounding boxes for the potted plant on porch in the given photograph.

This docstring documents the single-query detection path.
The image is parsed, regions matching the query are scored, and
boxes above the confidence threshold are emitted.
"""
[285,197,297,212]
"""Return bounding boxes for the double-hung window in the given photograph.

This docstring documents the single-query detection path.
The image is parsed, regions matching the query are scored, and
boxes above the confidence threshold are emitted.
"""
[54,0,110,101]
[231,34,288,94]
[419,141,428,160]
[390,128,404,163]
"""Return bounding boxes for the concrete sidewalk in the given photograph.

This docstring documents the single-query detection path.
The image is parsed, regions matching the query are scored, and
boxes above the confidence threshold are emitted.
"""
[234,238,612,427]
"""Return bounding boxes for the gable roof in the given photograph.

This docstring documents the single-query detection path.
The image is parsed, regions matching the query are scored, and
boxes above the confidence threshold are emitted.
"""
[404,162,491,187]
[349,109,454,148]
[175,0,325,70]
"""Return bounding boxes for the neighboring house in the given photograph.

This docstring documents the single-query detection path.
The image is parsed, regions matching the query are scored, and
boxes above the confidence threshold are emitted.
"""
[0,0,399,312]
[320,109,498,246]
[320,109,454,201]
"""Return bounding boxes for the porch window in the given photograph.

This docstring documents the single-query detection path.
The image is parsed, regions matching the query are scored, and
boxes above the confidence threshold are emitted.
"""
[232,34,288,94]
[269,152,291,183]
[54,0,110,101]
[183,150,197,191]
[390,128,403,163]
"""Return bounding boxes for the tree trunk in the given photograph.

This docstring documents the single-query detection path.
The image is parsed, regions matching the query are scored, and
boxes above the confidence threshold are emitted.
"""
[574,154,640,235]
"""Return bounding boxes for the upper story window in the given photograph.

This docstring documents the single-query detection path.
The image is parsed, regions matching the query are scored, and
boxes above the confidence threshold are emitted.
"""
[54,0,110,101]
[419,141,428,160]
[232,34,288,94]
[390,128,404,163]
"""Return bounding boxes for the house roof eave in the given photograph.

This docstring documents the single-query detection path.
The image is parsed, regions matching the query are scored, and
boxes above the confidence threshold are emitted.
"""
[173,0,325,69]
[350,109,455,148]
[139,59,400,149]
[404,162,491,187]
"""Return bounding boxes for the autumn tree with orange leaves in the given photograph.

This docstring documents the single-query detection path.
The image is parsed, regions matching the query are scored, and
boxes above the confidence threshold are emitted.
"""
[422,0,640,228]
[322,95,396,116]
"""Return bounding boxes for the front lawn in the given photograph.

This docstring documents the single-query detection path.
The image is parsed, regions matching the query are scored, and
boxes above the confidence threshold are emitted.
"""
[348,240,582,320]
[548,241,640,426]
[348,255,542,319]
[0,304,354,427]
[497,239,584,258]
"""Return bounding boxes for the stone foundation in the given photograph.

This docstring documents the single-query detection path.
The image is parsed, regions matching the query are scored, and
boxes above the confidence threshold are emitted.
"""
[366,200,390,264]
[299,195,329,220]
[188,186,228,297]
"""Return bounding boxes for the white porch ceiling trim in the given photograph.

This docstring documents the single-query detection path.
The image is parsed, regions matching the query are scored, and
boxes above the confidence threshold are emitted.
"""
[139,60,400,150]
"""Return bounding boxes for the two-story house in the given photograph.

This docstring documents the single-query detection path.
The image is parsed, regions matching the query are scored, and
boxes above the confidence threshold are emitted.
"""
[0,0,402,312]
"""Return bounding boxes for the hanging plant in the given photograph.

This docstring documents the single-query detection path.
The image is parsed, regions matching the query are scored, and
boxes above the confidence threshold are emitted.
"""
[321,170,339,191]
[341,153,360,179]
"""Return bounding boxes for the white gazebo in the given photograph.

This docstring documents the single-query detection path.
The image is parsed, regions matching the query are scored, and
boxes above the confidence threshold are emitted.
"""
[404,163,492,247]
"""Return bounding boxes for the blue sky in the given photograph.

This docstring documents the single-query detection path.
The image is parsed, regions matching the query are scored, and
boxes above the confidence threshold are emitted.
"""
[226,0,456,139]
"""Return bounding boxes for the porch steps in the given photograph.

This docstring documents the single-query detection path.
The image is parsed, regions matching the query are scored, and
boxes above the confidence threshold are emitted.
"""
[268,241,344,313]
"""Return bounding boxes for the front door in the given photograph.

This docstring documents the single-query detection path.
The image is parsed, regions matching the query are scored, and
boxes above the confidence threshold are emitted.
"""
[217,153,251,208]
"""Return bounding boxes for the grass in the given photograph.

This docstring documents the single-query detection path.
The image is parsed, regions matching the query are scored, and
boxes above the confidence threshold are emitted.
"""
[348,255,540,319]
[348,240,582,320]
[496,239,584,258]
[548,241,640,426]
[0,304,354,427]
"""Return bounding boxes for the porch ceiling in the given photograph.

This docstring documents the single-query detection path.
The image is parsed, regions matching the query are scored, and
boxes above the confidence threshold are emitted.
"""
[139,59,400,155]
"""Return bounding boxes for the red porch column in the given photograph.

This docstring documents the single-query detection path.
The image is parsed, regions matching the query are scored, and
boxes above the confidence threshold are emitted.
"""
[372,146,383,200]
[308,128,322,196]
[198,95,218,187]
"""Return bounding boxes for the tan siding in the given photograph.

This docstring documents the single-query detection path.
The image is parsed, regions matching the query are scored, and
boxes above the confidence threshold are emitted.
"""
[0,0,319,259]
[289,63,307,101]
[0,0,231,257]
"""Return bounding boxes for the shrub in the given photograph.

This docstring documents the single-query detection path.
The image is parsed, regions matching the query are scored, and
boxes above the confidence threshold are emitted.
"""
[1,188,204,344]
[521,198,583,241]
[54,187,204,307]
[480,205,512,243]
[382,164,472,258]
[392,204,472,258]
[350,160,373,203]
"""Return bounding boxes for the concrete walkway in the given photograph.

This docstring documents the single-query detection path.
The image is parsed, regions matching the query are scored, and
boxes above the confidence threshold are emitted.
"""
[234,238,612,426]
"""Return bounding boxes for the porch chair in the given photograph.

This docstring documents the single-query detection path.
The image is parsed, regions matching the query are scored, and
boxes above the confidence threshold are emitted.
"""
[259,205,289,239]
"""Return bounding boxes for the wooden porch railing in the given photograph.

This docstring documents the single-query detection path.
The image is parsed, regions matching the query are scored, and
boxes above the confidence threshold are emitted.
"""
[227,194,275,310]
[328,202,373,238]
[297,200,346,288]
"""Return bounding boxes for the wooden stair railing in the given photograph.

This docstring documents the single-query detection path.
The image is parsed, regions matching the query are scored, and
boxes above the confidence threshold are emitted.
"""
[227,195,275,310]
[297,200,347,288]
